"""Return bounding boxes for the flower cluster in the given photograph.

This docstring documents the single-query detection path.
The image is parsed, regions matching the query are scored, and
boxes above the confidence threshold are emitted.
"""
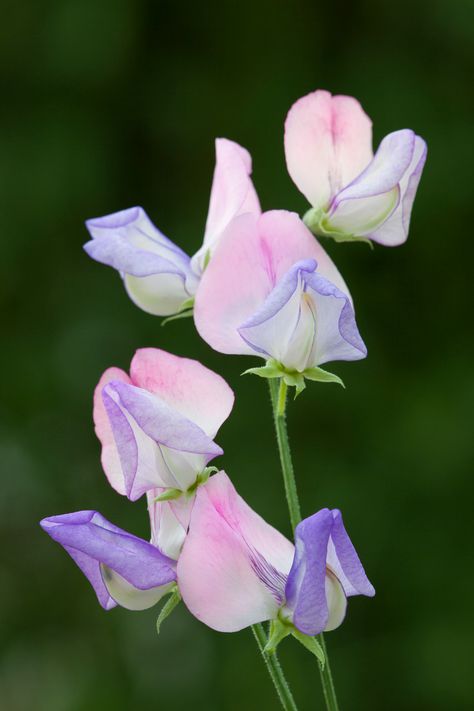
[42,89,426,662]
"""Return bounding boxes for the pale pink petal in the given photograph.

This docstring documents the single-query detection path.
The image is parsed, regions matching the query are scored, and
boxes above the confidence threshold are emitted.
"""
[177,472,293,632]
[129,348,234,438]
[191,139,261,275]
[194,210,350,355]
[93,367,132,496]
[284,89,373,209]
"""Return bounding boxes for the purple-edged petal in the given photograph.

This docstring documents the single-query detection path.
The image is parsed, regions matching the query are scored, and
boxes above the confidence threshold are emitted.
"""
[327,130,417,238]
[102,380,221,499]
[178,472,293,632]
[368,135,427,246]
[191,138,261,275]
[326,510,375,598]
[194,210,349,356]
[130,348,234,439]
[93,367,132,497]
[84,206,198,316]
[284,90,373,209]
[285,509,334,635]
[40,511,176,611]
[238,260,366,370]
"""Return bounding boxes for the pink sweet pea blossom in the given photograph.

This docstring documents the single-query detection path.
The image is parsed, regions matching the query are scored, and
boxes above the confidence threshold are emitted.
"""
[84,139,260,315]
[194,210,366,375]
[285,89,426,246]
[177,472,374,634]
[93,348,234,502]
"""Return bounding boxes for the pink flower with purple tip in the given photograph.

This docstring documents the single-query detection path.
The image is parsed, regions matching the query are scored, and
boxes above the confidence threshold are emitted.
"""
[84,139,260,316]
[194,210,366,384]
[93,348,234,502]
[285,89,427,246]
[177,472,374,637]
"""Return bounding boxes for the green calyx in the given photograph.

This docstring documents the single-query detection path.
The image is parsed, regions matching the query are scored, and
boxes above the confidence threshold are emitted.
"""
[156,585,181,634]
[161,297,195,327]
[152,467,218,503]
[242,359,344,397]
[303,207,373,247]
[264,615,325,668]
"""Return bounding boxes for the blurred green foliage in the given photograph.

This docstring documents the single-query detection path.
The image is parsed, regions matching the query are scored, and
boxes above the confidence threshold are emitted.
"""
[1,0,473,709]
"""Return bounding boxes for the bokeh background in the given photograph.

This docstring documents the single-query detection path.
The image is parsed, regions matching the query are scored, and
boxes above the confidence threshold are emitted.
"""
[1,0,472,709]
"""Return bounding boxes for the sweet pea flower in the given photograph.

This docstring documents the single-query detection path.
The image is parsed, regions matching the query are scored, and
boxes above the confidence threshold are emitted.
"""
[194,210,366,384]
[285,89,427,246]
[40,510,176,611]
[84,139,260,316]
[93,348,234,502]
[177,472,374,638]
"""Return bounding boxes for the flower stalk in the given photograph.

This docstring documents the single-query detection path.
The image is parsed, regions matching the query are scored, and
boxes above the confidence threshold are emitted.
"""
[268,378,340,710]
[252,623,298,711]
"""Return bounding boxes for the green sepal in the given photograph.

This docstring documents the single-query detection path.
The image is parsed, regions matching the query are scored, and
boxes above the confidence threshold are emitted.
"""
[156,586,181,634]
[187,466,218,495]
[161,308,194,327]
[153,488,182,503]
[291,629,325,668]
[242,359,344,395]
[242,364,283,379]
[263,618,292,655]
[152,467,218,503]
[303,207,374,247]
[161,297,195,327]
[303,367,345,388]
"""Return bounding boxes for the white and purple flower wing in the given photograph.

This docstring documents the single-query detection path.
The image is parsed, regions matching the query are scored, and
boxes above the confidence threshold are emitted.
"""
[40,511,176,611]
[84,206,198,315]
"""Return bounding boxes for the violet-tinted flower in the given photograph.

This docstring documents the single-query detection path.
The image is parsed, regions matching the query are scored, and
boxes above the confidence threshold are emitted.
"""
[177,472,374,635]
[93,348,234,501]
[40,511,176,611]
[194,210,366,379]
[285,89,427,246]
[84,139,260,316]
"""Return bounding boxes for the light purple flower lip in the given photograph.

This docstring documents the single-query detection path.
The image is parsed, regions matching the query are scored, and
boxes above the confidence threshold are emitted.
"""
[102,380,223,500]
[40,510,176,610]
[329,129,416,211]
[285,508,375,636]
[84,205,194,280]
[238,259,367,365]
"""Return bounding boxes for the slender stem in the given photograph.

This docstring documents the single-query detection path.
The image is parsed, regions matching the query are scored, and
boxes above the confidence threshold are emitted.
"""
[252,624,298,711]
[318,634,339,711]
[268,378,340,711]
[269,378,301,531]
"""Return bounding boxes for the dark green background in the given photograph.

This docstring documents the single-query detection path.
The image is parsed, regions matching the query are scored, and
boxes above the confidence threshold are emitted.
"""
[1,1,472,709]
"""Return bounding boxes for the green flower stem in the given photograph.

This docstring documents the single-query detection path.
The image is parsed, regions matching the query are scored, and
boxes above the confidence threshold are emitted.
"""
[269,378,301,531]
[268,379,340,711]
[252,623,298,711]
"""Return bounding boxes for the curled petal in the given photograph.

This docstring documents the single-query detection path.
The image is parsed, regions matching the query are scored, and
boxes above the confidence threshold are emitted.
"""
[102,380,221,499]
[284,89,373,209]
[93,367,132,497]
[285,509,334,635]
[239,259,366,369]
[326,510,375,598]
[191,139,261,274]
[40,511,176,610]
[130,348,234,438]
[368,135,427,246]
[194,210,349,355]
[327,130,417,238]
[84,206,198,316]
[178,472,293,632]
[285,509,374,636]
